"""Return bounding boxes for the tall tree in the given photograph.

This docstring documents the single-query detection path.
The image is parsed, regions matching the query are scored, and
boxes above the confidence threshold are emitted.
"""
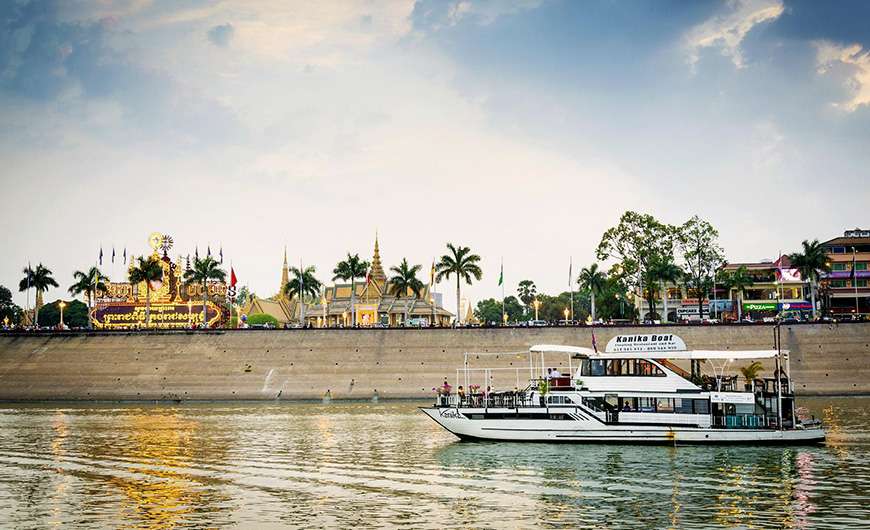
[436,243,483,325]
[0,285,22,326]
[676,215,725,320]
[719,265,754,320]
[128,256,164,326]
[332,253,369,326]
[648,256,682,323]
[184,256,226,328]
[283,266,322,301]
[68,266,109,329]
[19,263,58,328]
[517,280,537,318]
[577,264,607,322]
[388,259,424,323]
[789,239,830,319]
[597,211,675,321]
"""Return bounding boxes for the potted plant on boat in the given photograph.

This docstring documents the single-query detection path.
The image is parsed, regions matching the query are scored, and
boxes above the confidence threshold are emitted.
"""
[740,361,763,392]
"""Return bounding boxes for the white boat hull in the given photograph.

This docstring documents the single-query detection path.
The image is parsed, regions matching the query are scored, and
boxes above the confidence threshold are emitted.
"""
[421,407,826,444]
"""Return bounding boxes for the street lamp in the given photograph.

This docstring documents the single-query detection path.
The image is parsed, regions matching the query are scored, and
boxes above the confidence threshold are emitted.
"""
[58,301,66,330]
[502,312,508,326]
[533,299,541,321]
[187,300,193,328]
[563,308,569,323]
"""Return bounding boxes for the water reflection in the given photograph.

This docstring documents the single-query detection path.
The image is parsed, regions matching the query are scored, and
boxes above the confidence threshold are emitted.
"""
[0,398,866,528]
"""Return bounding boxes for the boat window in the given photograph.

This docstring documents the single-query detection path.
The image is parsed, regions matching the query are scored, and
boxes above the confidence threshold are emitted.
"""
[580,359,665,376]
[674,398,693,414]
[693,400,710,414]
[656,398,674,412]
[637,397,656,412]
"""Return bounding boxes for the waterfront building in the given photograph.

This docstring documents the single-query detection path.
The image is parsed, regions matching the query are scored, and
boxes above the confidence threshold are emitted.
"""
[302,237,453,327]
[721,256,810,320]
[819,228,870,316]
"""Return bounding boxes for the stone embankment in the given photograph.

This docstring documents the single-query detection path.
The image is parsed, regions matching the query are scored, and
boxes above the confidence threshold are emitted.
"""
[0,323,867,401]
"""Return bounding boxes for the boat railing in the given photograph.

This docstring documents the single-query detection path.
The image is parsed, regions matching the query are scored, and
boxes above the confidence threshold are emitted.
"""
[712,413,772,429]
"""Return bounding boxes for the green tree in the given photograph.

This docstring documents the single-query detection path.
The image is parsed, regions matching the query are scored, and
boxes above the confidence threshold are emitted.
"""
[184,256,227,327]
[37,299,89,329]
[578,264,607,322]
[647,255,682,323]
[596,211,675,321]
[789,239,830,319]
[283,266,321,301]
[0,285,22,326]
[19,263,59,328]
[68,266,109,329]
[129,256,165,326]
[234,285,253,306]
[474,296,527,324]
[436,243,483,325]
[333,253,369,326]
[388,259,425,323]
[246,313,279,327]
[719,265,754,319]
[517,280,537,318]
[676,215,725,320]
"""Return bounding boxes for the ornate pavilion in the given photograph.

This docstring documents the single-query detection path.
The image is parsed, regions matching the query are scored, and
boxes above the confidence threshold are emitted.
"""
[241,237,452,327]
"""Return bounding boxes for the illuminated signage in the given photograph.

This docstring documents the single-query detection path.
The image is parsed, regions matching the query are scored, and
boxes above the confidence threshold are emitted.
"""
[93,302,222,329]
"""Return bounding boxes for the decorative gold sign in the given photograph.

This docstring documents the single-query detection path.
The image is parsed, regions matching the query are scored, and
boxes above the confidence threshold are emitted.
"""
[92,302,222,329]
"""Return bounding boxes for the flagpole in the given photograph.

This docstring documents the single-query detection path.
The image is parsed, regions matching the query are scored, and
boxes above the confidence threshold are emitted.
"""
[569,256,574,323]
[854,247,860,316]
[25,260,31,326]
[501,257,505,326]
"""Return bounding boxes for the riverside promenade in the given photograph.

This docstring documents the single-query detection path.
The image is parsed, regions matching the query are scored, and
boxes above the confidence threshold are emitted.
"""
[0,323,868,401]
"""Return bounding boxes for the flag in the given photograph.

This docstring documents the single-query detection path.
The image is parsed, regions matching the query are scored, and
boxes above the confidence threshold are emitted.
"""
[111,247,115,263]
[99,246,103,265]
[230,267,237,287]
[591,328,598,353]
[219,246,223,264]
[498,262,503,286]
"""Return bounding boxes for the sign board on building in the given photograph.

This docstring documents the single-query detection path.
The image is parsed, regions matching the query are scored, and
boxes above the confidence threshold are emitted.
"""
[605,334,687,353]
[710,392,755,404]
[92,302,221,329]
[743,302,777,312]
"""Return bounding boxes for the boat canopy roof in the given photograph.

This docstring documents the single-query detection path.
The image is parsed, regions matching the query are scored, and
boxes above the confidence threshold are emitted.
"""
[529,344,783,360]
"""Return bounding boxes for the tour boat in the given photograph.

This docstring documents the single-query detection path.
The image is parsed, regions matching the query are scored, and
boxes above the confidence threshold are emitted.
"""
[421,334,825,444]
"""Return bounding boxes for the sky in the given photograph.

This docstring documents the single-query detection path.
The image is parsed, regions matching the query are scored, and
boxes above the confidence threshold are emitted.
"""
[2,0,869,310]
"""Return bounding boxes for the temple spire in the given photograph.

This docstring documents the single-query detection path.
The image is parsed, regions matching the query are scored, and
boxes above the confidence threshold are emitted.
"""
[281,246,289,290]
[370,232,386,284]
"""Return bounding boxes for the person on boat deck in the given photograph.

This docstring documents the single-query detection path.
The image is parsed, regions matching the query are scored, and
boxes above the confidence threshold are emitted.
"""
[622,402,631,412]
[551,367,562,378]
[457,386,465,399]
[546,368,553,380]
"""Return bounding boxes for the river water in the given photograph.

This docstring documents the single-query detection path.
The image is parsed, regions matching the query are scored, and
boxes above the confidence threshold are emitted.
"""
[0,397,867,529]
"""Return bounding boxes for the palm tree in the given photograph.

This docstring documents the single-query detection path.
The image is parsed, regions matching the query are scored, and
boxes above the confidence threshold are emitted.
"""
[721,265,754,320]
[649,257,682,323]
[69,267,109,329]
[129,256,164,326]
[739,360,763,391]
[283,266,322,301]
[19,263,58,328]
[332,253,369,326]
[517,280,537,318]
[388,259,424,323]
[183,256,226,328]
[789,239,830,320]
[577,264,606,323]
[436,243,482,326]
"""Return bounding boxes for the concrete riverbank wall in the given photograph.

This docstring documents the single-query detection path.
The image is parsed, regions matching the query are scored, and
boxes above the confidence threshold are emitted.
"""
[0,323,868,401]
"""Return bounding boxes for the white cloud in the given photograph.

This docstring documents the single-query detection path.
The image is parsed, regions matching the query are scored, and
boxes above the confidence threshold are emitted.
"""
[815,41,870,111]
[684,0,784,69]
